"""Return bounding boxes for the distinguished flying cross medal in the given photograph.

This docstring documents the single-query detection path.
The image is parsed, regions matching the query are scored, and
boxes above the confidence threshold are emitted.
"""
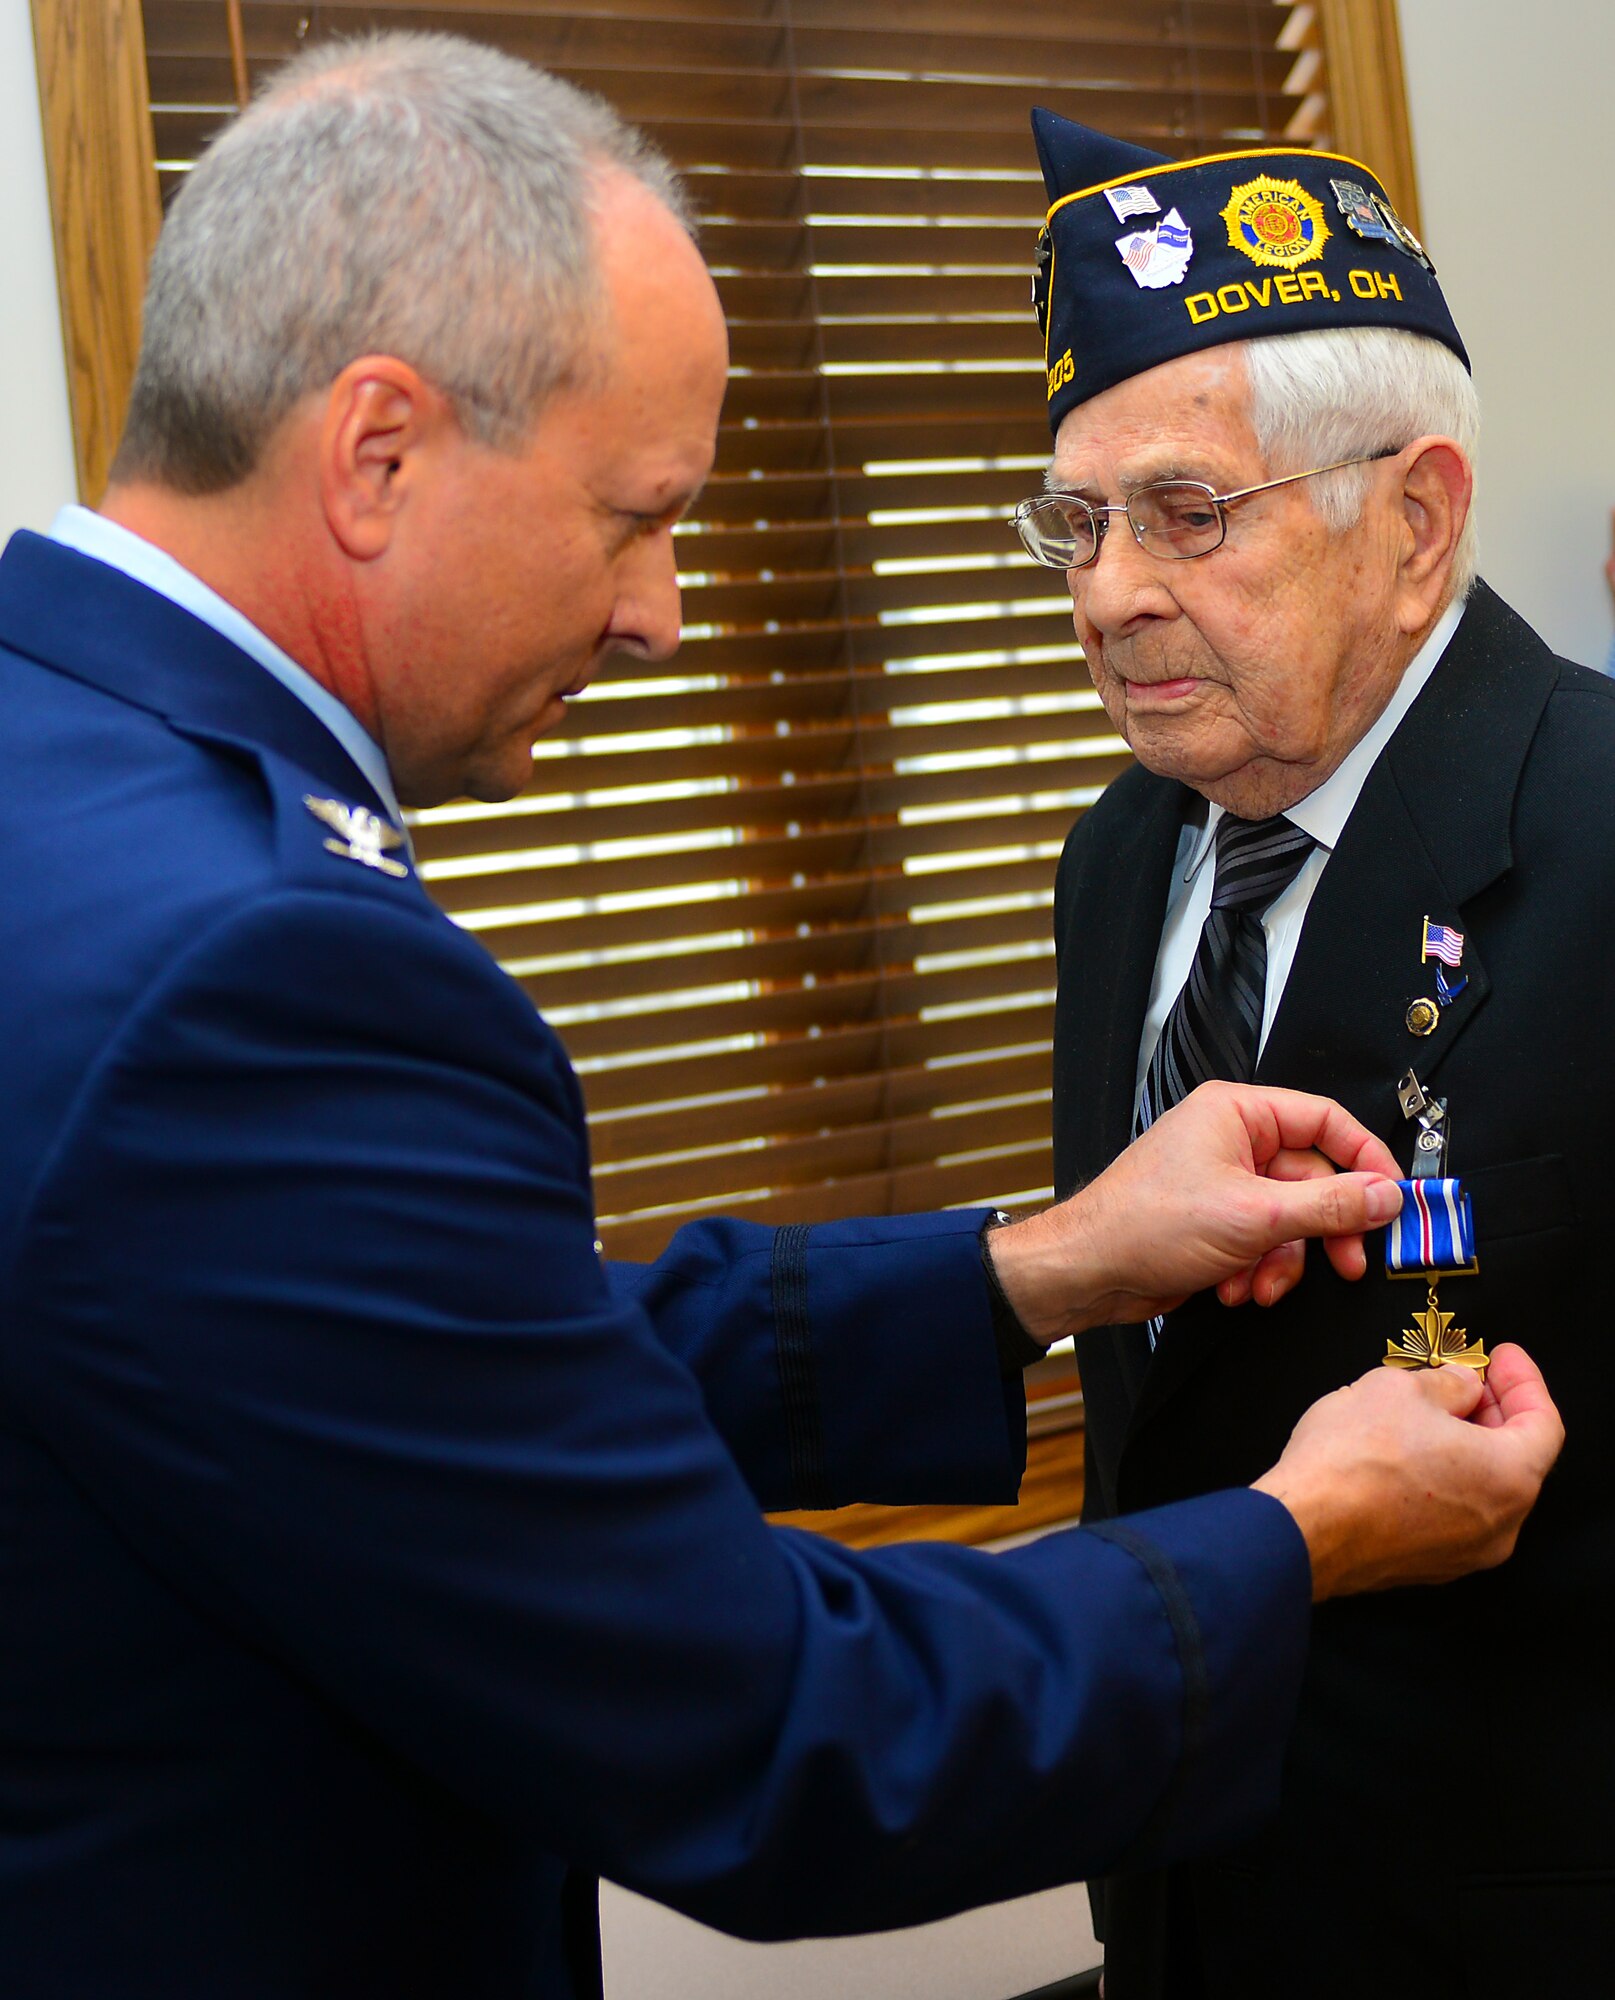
[302,794,410,878]
[1384,1069,1489,1375]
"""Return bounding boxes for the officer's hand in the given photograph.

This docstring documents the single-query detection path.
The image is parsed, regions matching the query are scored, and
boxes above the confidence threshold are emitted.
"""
[1252,1344,1564,1599]
[986,1081,1402,1345]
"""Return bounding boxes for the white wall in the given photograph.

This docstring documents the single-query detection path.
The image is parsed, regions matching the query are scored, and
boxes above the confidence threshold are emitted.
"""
[1399,0,1615,669]
[1,1,78,537]
[602,1880,1097,2000]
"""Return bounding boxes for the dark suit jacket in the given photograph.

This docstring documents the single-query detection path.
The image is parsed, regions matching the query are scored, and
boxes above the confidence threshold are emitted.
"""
[0,531,1316,1998]
[1053,582,1615,2000]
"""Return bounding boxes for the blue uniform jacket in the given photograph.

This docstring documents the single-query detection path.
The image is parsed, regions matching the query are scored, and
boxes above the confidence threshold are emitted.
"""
[0,532,1309,1998]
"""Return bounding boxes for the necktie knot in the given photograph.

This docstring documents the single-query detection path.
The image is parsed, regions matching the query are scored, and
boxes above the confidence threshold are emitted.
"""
[1209,813,1315,915]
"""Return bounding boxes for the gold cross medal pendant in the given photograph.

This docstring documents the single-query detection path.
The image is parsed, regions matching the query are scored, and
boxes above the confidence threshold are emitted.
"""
[1385,1280,1489,1374]
[1384,1070,1487,1375]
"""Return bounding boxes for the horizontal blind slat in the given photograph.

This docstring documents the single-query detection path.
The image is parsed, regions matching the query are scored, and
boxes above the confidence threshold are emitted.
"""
[589,1045,1052,1162]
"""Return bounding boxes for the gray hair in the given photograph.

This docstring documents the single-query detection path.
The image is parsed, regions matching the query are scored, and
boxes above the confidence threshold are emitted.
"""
[1242,325,1481,600]
[114,31,691,492]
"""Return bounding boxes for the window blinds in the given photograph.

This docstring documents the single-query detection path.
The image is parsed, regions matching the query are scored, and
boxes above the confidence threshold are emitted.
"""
[142,1,1324,1261]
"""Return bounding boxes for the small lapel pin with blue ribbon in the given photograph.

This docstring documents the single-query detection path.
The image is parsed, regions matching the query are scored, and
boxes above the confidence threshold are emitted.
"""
[1425,917,1469,1003]
[1407,917,1468,1034]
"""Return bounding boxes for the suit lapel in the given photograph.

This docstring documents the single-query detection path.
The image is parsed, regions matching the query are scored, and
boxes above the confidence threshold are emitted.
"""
[1124,582,1558,1444]
[1053,767,1187,1187]
[1269,579,1555,1120]
[1256,769,1486,1120]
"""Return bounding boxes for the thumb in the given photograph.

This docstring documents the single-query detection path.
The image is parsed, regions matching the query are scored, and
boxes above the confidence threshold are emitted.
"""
[1413,1360,1487,1418]
[1267,1171,1402,1240]
[1481,1343,1566,1472]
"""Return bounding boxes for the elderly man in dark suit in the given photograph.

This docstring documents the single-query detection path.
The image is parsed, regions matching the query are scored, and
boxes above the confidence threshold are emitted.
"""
[1028,109,1612,2000]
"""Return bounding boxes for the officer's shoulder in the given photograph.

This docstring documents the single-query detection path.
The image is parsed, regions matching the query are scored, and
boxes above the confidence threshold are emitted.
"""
[260,759,429,915]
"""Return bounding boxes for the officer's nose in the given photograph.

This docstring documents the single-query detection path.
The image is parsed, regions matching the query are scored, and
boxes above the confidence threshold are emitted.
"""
[611,529,683,663]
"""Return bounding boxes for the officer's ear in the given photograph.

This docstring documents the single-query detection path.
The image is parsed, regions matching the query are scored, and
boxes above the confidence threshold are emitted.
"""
[1392,435,1472,633]
[319,356,452,562]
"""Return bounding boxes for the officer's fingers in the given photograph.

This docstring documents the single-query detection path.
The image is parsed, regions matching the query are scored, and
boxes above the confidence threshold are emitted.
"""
[1257,1152,1371,1283]
[1401,1357,1486,1419]
[1216,1265,1257,1308]
[1320,1231,1369,1282]
[1468,1368,1504,1428]
[1248,1239,1305,1307]
[1259,1169,1402,1253]
[1241,1087,1401,1180]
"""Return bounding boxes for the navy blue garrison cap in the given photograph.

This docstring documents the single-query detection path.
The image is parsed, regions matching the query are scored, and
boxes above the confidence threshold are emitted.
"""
[1030,107,1469,436]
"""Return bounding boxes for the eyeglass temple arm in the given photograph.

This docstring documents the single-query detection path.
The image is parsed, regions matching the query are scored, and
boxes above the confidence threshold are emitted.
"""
[1215,448,1401,508]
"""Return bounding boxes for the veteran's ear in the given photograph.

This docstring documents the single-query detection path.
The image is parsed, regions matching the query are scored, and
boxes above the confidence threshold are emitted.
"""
[1392,435,1472,634]
[319,356,453,563]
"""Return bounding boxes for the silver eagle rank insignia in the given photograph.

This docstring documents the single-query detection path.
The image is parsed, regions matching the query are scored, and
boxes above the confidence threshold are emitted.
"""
[302,794,410,878]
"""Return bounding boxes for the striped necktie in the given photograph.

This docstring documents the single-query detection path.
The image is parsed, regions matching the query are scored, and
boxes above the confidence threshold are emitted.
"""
[1136,810,1316,1344]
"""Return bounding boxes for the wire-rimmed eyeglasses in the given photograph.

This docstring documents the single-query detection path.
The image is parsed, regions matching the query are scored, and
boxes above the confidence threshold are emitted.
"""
[1011,451,1398,571]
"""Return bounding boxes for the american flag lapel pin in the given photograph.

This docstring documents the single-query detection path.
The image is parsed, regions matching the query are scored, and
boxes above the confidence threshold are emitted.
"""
[1421,916,1469,1009]
[1421,916,1465,970]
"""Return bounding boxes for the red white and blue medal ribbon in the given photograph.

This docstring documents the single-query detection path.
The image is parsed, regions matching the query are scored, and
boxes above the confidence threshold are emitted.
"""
[1385,1176,1476,1276]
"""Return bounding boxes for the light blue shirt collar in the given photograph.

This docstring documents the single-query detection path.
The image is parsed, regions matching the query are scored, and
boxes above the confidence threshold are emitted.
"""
[48,505,402,824]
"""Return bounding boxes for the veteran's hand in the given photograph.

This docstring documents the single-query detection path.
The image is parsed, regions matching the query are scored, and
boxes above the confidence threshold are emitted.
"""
[986,1081,1402,1347]
[1253,1344,1564,1600]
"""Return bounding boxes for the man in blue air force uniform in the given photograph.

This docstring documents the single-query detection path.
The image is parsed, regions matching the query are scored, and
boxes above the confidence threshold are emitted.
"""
[1026,108,1610,1999]
[0,39,1561,2000]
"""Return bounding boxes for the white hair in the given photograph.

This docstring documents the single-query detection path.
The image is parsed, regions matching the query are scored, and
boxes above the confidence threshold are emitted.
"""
[1242,325,1480,599]
[115,31,691,492]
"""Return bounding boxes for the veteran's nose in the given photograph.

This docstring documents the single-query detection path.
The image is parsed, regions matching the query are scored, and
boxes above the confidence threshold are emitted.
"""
[1068,510,1181,638]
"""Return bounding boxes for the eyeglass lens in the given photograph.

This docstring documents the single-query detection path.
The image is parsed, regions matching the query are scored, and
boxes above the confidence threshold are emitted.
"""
[1019,483,1226,567]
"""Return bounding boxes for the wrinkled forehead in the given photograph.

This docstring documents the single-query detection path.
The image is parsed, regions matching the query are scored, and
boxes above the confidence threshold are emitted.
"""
[1050,346,1259,490]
